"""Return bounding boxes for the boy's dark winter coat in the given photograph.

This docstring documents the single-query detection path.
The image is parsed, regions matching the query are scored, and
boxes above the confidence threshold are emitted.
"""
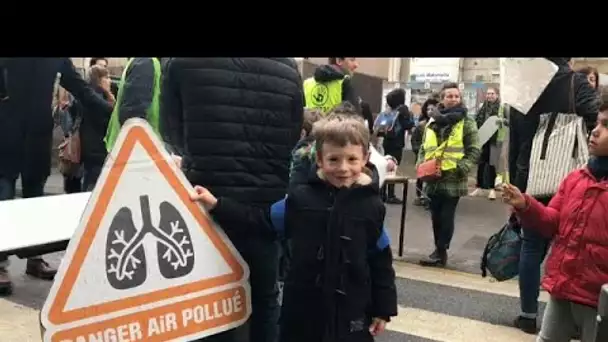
[280,166,397,342]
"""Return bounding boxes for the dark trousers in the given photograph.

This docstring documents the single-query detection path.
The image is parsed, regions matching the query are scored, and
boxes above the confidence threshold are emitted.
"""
[63,163,103,194]
[194,237,280,342]
[384,146,403,198]
[0,174,47,263]
[509,114,535,192]
[428,194,460,250]
[477,143,497,189]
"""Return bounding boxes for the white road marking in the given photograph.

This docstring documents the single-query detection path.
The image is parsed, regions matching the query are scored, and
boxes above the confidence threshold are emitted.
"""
[393,261,549,302]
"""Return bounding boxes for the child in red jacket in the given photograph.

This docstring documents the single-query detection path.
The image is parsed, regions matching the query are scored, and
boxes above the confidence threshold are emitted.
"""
[503,107,608,341]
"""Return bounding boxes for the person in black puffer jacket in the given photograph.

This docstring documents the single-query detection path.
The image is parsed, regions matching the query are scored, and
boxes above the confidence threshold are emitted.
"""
[160,58,303,342]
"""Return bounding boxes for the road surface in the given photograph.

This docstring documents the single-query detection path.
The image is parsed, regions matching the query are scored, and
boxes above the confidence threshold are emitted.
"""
[0,257,546,341]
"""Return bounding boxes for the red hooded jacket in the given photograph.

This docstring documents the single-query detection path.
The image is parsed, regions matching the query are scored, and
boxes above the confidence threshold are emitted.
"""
[516,167,608,307]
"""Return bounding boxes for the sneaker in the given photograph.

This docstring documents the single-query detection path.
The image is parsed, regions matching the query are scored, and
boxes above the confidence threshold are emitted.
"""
[25,258,57,281]
[386,196,403,205]
[488,189,497,200]
[469,188,484,197]
[413,197,424,206]
[419,249,447,267]
[0,267,12,296]
[513,316,537,334]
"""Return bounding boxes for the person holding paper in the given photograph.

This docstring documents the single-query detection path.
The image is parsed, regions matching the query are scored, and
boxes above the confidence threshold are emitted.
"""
[470,87,507,200]
[509,57,600,334]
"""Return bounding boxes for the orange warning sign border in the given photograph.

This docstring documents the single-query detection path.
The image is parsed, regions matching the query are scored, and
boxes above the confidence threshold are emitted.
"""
[46,125,245,326]
[50,285,248,342]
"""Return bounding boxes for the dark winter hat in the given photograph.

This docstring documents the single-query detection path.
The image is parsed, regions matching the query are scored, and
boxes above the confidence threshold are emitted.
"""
[386,88,406,109]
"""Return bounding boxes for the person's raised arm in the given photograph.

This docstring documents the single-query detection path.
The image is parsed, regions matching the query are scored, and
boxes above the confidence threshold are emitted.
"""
[118,58,155,125]
[59,58,112,115]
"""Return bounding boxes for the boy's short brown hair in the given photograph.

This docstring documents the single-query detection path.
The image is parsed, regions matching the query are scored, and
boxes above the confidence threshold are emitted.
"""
[312,114,370,156]
[302,108,323,136]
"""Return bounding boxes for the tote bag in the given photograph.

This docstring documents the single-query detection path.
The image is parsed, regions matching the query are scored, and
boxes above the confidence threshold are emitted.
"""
[526,75,589,197]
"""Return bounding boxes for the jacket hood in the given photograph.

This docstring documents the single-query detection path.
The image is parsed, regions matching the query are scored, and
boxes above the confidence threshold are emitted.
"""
[314,64,346,83]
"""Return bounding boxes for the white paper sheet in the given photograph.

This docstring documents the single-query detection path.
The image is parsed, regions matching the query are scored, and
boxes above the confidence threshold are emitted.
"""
[500,58,558,115]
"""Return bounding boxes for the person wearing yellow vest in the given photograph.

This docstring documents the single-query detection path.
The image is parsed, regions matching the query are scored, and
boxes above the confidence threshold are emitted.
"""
[416,82,480,267]
[104,57,162,152]
[303,57,362,116]
[470,86,508,200]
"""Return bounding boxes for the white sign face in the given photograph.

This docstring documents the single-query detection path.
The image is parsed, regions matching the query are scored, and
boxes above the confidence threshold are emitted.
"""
[412,72,452,82]
[41,119,251,342]
[410,58,460,82]
[500,58,558,115]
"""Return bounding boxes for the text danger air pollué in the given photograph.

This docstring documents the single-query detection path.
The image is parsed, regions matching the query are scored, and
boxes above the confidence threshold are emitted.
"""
[54,286,247,342]
[42,120,251,342]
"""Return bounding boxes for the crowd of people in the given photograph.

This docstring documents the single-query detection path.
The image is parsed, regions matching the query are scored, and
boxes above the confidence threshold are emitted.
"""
[0,57,606,341]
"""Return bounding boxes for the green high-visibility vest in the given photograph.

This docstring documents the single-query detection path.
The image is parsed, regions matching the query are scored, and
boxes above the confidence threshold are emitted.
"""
[303,77,344,115]
[104,57,161,151]
[423,119,465,172]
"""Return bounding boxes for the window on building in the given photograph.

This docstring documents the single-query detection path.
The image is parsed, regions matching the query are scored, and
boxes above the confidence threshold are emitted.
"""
[475,75,484,82]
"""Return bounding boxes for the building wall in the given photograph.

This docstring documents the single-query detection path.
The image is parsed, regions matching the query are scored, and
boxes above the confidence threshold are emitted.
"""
[304,58,391,80]
[70,57,127,76]
[572,58,608,74]
[461,58,500,83]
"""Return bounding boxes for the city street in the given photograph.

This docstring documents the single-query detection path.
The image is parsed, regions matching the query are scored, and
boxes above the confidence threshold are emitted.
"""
[0,169,548,341]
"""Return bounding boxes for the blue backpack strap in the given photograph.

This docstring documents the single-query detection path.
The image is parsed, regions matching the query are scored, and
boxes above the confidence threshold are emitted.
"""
[270,197,287,237]
[369,226,391,255]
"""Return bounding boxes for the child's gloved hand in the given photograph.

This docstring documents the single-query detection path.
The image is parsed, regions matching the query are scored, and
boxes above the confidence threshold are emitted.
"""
[369,317,387,336]
[190,185,218,210]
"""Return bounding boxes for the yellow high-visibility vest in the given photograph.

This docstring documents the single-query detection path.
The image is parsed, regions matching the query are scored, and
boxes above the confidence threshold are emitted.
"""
[303,77,344,115]
[422,119,465,171]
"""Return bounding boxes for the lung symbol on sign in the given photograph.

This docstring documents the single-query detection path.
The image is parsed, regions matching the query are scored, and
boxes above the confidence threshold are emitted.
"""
[105,195,195,290]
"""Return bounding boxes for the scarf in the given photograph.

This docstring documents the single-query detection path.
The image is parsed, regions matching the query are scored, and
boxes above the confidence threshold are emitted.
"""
[587,156,608,180]
[430,104,468,140]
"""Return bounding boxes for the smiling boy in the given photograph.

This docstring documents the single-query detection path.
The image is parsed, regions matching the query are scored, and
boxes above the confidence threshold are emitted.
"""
[276,115,397,342]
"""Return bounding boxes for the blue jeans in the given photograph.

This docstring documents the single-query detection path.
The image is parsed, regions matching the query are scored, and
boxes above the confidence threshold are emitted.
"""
[519,227,550,317]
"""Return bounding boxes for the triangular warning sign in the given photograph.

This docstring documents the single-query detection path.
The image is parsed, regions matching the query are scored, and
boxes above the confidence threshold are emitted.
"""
[41,119,250,342]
